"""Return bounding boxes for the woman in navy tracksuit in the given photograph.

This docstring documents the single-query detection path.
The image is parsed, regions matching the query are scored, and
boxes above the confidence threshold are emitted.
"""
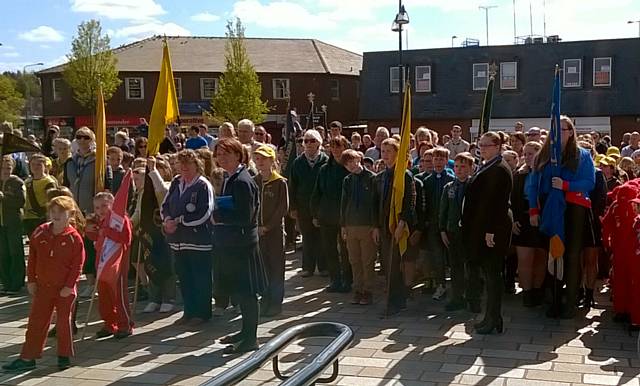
[161,149,215,325]
[528,116,596,319]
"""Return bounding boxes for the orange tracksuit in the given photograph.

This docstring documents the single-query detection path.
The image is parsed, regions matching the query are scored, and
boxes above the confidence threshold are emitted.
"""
[22,223,85,359]
[88,214,133,334]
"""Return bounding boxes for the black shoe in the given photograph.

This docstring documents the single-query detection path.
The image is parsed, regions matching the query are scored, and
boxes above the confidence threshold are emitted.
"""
[381,303,405,318]
[504,284,516,295]
[220,333,244,345]
[114,330,132,339]
[222,340,258,355]
[2,358,35,373]
[473,318,488,330]
[338,284,352,293]
[300,270,313,278]
[530,288,544,307]
[325,283,342,293]
[468,301,481,314]
[57,356,71,371]
[583,289,595,309]
[445,299,466,312]
[475,317,503,334]
[94,328,113,339]
[522,290,536,307]
[546,305,561,319]
[560,307,577,320]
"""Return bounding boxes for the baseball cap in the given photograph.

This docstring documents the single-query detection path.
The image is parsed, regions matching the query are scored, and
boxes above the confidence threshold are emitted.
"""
[254,144,276,159]
[607,146,620,157]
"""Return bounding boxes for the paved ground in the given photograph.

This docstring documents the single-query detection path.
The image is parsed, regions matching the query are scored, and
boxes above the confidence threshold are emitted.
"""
[0,248,639,386]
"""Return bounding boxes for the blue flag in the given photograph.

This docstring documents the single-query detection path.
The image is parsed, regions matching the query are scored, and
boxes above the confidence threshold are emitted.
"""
[540,65,566,261]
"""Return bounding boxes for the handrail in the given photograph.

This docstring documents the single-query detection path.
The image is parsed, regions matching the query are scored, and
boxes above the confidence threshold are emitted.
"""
[202,322,354,386]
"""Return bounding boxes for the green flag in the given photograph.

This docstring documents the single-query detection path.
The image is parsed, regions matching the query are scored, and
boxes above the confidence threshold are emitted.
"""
[1,133,41,155]
[478,68,496,137]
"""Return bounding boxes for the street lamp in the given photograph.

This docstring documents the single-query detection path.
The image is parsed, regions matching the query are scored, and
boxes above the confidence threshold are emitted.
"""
[391,0,409,110]
[628,20,640,38]
[23,62,44,134]
[451,35,458,47]
[479,5,498,46]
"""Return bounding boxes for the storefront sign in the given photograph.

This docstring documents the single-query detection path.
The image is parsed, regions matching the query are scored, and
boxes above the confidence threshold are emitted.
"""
[75,115,143,128]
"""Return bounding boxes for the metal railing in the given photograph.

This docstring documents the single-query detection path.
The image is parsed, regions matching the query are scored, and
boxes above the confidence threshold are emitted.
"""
[202,322,354,386]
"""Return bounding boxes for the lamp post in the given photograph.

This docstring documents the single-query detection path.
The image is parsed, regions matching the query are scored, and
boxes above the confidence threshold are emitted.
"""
[451,35,458,47]
[391,0,409,109]
[628,20,640,38]
[23,62,44,134]
[479,5,498,46]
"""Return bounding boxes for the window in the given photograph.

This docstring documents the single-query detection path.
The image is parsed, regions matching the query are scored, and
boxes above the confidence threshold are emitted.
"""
[415,66,431,92]
[200,78,217,100]
[563,59,582,88]
[174,77,182,100]
[473,63,489,90]
[389,67,406,93]
[125,77,144,100]
[500,62,517,90]
[330,79,340,100]
[52,78,63,101]
[272,78,290,99]
[593,57,612,87]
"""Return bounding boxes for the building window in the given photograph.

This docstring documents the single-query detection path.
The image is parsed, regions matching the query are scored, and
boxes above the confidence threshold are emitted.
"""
[52,78,63,102]
[593,57,612,87]
[473,63,489,90]
[563,59,582,88]
[330,79,340,100]
[125,77,144,100]
[200,78,217,100]
[272,78,290,99]
[174,77,182,100]
[415,66,431,92]
[390,67,406,93]
[500,62,517,90]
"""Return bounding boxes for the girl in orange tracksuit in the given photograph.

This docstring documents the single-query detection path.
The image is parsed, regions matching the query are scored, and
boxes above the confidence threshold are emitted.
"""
[2,196,85,373]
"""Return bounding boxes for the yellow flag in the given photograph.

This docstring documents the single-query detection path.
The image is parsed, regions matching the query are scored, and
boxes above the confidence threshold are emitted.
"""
[95,87,106,193]
[389,82,412,256]
[148,38,180,156]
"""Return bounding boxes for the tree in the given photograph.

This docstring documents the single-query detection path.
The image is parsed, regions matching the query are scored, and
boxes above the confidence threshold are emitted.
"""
[0,75,25,125]
[4,71,43,117]
[63,19,120,111]
[210,18,269,124]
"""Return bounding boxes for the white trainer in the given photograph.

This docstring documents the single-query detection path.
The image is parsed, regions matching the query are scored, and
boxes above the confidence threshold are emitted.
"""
[143,302,159,313]
[159,303,174,313]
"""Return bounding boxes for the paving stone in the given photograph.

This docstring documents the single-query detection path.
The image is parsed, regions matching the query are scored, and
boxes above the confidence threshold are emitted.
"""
[525,369,582,383]
[582,373,623,385]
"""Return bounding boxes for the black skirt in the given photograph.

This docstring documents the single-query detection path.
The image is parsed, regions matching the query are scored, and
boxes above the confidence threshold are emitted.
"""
[512,221,548,249]
[213,241,268,297]
[582,208,600,248]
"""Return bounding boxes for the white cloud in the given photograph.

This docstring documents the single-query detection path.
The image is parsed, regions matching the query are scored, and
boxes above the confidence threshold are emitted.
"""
[112,22,192,42]
[70,0,165,21]
[191,12,220,22]
[19,26,64,42]
[233,1,336,29]
[2,52,20,58]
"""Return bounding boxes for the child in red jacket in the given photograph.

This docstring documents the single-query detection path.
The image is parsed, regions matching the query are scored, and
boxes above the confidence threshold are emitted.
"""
[2,196,85,372]
[86,192,133,339]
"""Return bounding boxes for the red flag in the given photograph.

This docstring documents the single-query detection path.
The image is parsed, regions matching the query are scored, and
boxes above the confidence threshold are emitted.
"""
[96,170,133,286]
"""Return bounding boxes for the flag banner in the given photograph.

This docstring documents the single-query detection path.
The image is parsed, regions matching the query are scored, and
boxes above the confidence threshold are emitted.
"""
[281,108,299,179]
[95,87,107,193]
[96,170,132,286]
[541,65,566,279]
[1,133,41,155]
[139,168,172,282]
[478,72,495,137]
[148,38,180,156]
[389,82,412,256]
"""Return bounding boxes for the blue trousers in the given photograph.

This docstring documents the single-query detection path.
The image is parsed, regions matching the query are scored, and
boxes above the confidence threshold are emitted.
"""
[174,250,212,320]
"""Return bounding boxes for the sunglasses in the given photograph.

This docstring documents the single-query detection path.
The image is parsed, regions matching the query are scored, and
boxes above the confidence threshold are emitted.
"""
[303,138,318,144]
[76,135,91,140]
[138,145,147,148]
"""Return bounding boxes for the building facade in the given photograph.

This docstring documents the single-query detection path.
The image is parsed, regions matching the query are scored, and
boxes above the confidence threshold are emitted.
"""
[38,36,362,141]
[359,38,640,144]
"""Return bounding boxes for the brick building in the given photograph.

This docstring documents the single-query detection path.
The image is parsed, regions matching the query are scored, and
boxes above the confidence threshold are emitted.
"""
[359,37,640,144]
[38,35,362,140]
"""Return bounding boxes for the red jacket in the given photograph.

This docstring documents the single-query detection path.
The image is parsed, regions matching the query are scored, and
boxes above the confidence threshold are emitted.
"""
[27,223,85,289]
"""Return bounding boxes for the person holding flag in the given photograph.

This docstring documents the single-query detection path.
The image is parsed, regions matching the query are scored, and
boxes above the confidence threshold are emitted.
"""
[86,174,134,339]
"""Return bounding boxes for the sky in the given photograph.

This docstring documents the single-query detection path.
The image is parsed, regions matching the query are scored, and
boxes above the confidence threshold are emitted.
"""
[1,0,639,72]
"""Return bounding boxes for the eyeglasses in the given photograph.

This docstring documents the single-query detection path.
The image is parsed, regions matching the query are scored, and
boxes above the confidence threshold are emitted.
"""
[303,138,318,144]
[75,135,91,140]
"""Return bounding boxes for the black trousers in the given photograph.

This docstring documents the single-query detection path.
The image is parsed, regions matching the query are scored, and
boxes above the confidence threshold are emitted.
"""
[0,225,25,292]
[299,216,325,273]
[284,215,297,245]
[381,233,407,307]
[174,250,212,320]
[320,225,352,287]
[238,293,259,343]
[260,229,285,312]
[468,246,504,320]
[556,204,587,311]
[447,232,466,302]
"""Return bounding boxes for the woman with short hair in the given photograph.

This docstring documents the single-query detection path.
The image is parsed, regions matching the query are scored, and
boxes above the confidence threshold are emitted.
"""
[462,131,513,334]
[161,149,215,325]
[134,137,149,158]
[213,138,267,354]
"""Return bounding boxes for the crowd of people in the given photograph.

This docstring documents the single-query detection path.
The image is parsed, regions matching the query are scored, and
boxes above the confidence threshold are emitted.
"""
[0,115,639,372]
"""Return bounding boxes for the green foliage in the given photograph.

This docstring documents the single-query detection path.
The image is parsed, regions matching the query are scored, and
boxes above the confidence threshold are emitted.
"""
[63,19,120,110]
[210,18,269,124]
[3,71,41,99]
[0,75,25,125]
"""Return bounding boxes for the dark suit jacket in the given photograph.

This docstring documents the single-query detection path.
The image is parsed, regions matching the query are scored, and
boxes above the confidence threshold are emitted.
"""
[462,156,513,257]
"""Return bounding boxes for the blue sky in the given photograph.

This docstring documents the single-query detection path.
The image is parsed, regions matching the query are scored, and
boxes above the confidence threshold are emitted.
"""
[1,0,639,72]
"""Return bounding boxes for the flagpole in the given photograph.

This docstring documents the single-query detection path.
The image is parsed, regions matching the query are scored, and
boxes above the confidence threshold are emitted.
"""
[80,280,100,341]
[131,242,143,318]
